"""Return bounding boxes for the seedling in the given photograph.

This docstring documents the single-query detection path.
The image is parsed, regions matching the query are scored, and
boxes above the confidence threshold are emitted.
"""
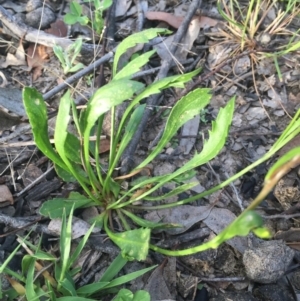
[24,28,293,261]
[64,0,112,35]
[53,38,85,74]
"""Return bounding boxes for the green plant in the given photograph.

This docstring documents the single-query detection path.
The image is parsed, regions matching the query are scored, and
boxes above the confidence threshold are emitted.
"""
[53,38,85,74]
[64,0,112,35]
[23,28,300,261]
[0,207,154,301]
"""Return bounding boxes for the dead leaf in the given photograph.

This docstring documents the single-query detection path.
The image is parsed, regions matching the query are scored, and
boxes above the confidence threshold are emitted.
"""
[99,138,111,154]
[145,11,183,28]
[145,12,219,29]
[45,20,68,37]
[0,41,26,68]
[48,216,101,239]
[0,185,14,207]
[26,44,50,81]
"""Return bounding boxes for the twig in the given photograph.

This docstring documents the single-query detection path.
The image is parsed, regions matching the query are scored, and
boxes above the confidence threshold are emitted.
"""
[120,0,203,174]
[0,5,99,57]
[0,213,54,236]
[16,165,54,197]
[43,51,114,102]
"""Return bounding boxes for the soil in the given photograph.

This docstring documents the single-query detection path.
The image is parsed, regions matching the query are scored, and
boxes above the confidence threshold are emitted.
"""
[0,0,300,300]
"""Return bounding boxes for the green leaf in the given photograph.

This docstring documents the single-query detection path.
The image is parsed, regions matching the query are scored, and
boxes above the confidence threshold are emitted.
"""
[136,88,213,169]
[53,45,66,67]
[113,28,171,76]
[83,80,144,134]
[112,96,235,208]
[114,50,156,80]
[25,258,38,300]
[68,222,95,270]
[133,290,150,301]
[122,209,182,229]
[39,192,94,219]
[266,146,300,181]
[70,2,82,16]
[110,104,145,172]
[97,253,127,284]
[105,222,150,261]
[59,207,74,286]
[64,133,81,163]
[57,297,96,301]
[76,282,110,296]
[59,275,77,296]
[115,68,201,143]
[22,87,68,172]
[105,265,155,289]
[144,182,197,201]
[68,63,85,73]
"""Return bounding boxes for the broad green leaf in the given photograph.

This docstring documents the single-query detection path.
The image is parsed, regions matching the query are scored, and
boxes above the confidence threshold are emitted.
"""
[22,87,68,171]
[104,265,156,289]
[115,68,201,142]
[76,282,109,296]
[266,146,300,181]
[54,91,91,193]
[150,211,270,256]
[39,192,94,218]
[113,28,171,76]
[55,164,77,182]
[83,80,144,135]
[105,221,150,261]
[64,133,81,163]
[114,50,156,80]
[99,253,127,282]
[122,209,182,229]
[136,88,212,169]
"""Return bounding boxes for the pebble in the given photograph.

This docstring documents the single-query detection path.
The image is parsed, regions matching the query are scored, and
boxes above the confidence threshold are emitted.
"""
[243,240,294,283]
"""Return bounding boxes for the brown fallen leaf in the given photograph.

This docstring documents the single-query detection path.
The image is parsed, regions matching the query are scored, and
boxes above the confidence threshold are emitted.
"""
[99,138,111,154]
[145,11,219,29]
[145,11,183,28]
[26,44,50,81]
[45,19,68,38]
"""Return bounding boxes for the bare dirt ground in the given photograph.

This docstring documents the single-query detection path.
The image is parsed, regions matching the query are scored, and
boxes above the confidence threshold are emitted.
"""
[0,0,300,300]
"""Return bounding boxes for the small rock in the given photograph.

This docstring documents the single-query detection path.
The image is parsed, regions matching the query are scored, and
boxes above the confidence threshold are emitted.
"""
[26,0,42,12]
[243,240,294,283]
[253,283,295,301]
[25,7,56,29]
